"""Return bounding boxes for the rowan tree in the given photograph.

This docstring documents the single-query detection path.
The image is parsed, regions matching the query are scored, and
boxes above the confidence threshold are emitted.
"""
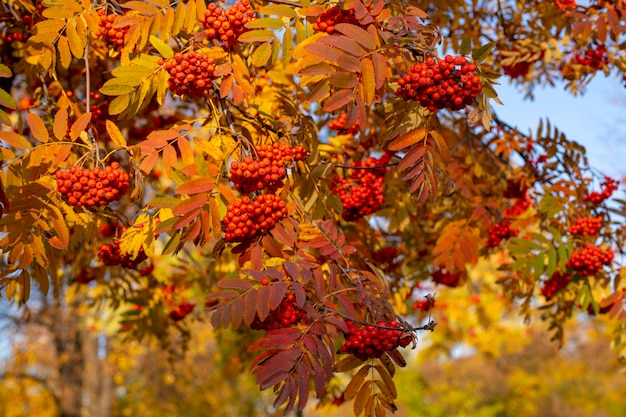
[0,0,626,416]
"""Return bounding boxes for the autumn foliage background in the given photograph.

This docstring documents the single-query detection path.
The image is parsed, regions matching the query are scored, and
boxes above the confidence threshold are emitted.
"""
[1,0,626,416]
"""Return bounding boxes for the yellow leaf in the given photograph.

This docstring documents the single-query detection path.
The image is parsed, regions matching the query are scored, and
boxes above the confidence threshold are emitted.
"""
[105,120,127,147]
[42,7,76,19]
[57,36,72,69]
[66,20,85,58]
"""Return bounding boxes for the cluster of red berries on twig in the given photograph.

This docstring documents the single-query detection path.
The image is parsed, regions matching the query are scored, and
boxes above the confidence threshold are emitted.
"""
[504,178,530,199]
[250,294,304,330]
[200,0,255,47]
[371,246,400,272]
[222,194,288,243]
[486,220,519,247]
[396,56,482,112]
[161,51,218,98]
[432,266,462,287]
[229,143,307,193]
[312,6,360,34]
[574,44,608,70]
[328,113,360,136]
[566,244,614,276]
[98,239,148,269]
[540,271,572,300]
[339,320,412,360]
[329,155,389,221]
[504,196,532,218]
[584,176,618,205]
[96,10,129,49]
[412,297,435,312]
[55,162,130,207]
[169,301,196,321]
[569,217,603,236]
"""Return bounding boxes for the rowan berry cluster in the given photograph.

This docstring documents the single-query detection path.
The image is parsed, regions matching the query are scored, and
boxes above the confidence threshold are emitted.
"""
[312,6,360,34]
[503,60,532,79]
[75,268,97,284]
[250,294,304,330]
[555,0,577,11]
[328,113,360,136]
[540,271,572,300]
[329,155,389,221]
[339,320,412,360]
[222,194,288,243]
[486,220,519,247]
[97,239,148,269]
[412,297,435,312]
[574,44,607,70]
[569,217,603,236]
[95,10,128,49]
[504,196,531,218]
[229,143,307,193]
[584,176,619,205]
[200,0,255,46]
[55,162,130,207]
[161,51,218,98]
[3,32,27,43]
[432,266,462,287]
[566,244,614,276]
[371,246,399,271]
[396,56,482,112]
[503,178,530,199]
[169,301,196,322]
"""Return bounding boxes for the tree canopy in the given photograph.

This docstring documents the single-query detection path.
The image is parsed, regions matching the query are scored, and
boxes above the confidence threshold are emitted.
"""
[0,0,625,416]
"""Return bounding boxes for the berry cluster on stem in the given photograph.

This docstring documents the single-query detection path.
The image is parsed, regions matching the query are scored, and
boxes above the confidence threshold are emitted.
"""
[312,6,360,34]
[396,55,482,112]
[98,239,148,269]
[574,44,608,70]
[222,194,288,243]
[486,220,519,247]
[250,294,304,330]
[200,0,255,47]
[540,271,572,300]
[169,301,196,321]
[55,162,130,207]
[160,51,218,99]
[569,217,603,236]
[584,176,618,205]
[228,143,307,194]
[329,155,389,221]
[328,113,360,136]
[432,266,462,287]
[566,243,614,276]
[339,320,412,361]
[96,10,128,49]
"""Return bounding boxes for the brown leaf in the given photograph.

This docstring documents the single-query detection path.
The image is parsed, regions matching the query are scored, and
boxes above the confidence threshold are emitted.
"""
[323,89,354,112]
[334,23,377,50]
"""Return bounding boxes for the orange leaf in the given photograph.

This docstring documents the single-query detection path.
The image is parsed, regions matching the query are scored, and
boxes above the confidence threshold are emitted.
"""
[139,152,159,175]
[322,89,354,112]
[0,131,30,149]
[27,112,49,143]
[70,112,92,141]
[360,58,375,105]
[334,23,377,50]
[173,193,208,216]
[318,35,365,57]
[53,108,68,140]
[176,177,215,195]
[387,127,426,151]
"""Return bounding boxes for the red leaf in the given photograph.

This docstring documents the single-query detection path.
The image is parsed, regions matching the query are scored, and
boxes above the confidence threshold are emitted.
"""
[176,177,215,195]
[173,194,208,216]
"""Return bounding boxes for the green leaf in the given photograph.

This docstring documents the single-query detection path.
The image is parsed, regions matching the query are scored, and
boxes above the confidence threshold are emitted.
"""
[0,88,15,109]
[459,36,471,56]
[472,41,496,62]
[0,64,12,78]
[149,35,174,59]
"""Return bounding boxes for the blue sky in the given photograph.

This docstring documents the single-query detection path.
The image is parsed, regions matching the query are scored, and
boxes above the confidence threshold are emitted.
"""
[494,74,626,179]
